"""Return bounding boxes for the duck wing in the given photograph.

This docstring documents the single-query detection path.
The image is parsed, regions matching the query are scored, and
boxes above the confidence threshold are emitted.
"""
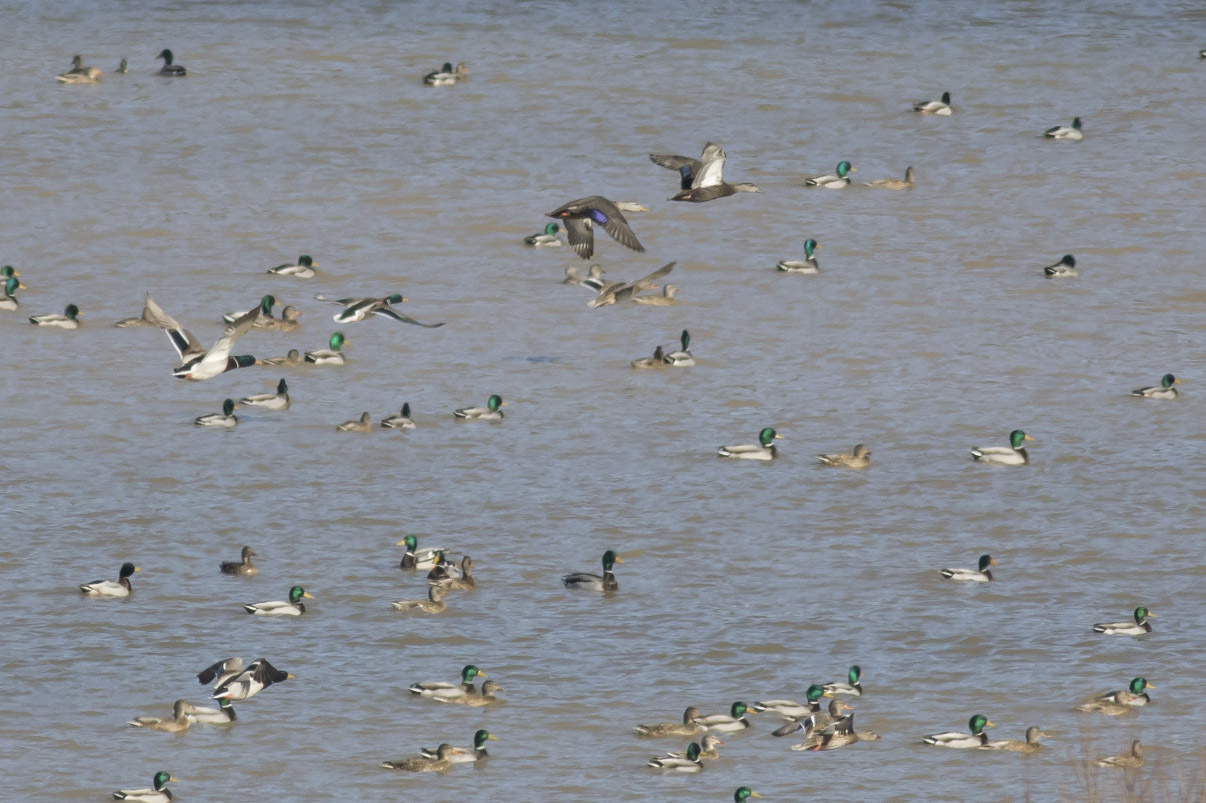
[694,145,726,188]
[563,217,596,259]
[201,306,260,367]
[372,307,445,327]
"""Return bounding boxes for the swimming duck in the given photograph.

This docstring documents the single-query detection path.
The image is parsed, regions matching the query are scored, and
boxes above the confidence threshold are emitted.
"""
[718,427,782,460]
[433,556,475,591]
[1096,740,1144,769]
[408,665,487,700]
[804,161,856,188]
[771,693,846,738]
[261,349,303,366]
[776,239,820,273]
[158,303,260,381]
[157,49,186,76]
[969,429,1032,465]
[924,714,994,748]
[563,550,622,592]
[258,305,301,331]
[646,741,703,772]
[864,166,916,189]
[80,561,139,597]
[240,379,290,410]
[734,789,761,802]
[1045,117,1083,140]
[57,56,102,83]
[210,657,292,700]
[789,703,860,748]
[305,332,348,365]
[546,196,647,260]
[1043,254,1077,277]
[1132,374,1180,399]
[632,284,679,305]
[632,345,666,369]
[224,294,277,325]
[421,729,497,763]
[454,394,505,419]
[184,697,236,724]
[445,679,502,707]
[589,261,675,308]
[1077,677,1154,714]
[314,293,445,327]
[801,712,881,751]
[267,255,318,278]
[564,264,606,290]
[914,91,952,114]
[382,403,416,429]
[128,699,195,733]
[941,554,996,582]
[243,585,312,616]
[823,666,864,697]
[1093,606,1154,636]
[816,444,871,468]
[0,276,22,310]
[423,62,468,86]
[982,725,1051,753]
[391,586,447,613]
[336,412,373,433]
[524,222,563,246]
[195,399,237,427]
[30,303,81,328]
[663,329,695,366]
[396,535,445,570]
[112,771,177,801]
[382,743,465,771]
[220,546,258,576]
[755,683,828,723]
[425,551,464,582]
[696,701,754,733]
[116,58,128,74]
[634,707,702,738]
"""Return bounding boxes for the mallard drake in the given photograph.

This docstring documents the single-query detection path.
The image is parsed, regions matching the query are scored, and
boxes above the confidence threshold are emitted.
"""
[982,725,1050,753]
[1045,117,1083,140]
[564,264,606,290]
[185,697,236,724]
[0,276,23,311]
[409,665,487,700]
[157,49,186,76]
[305,331,347,365]
[646,741,703,772]
[1093,606,1154,636]
[914,92,952,114]
[128,699,195,733]
[223,294,277,325]
[195,399,237,427]
[652,734,723,761]
[454,394,505,420]
[112,771,177,801]
[243,585,312,616]
[258,305,301,331]
[1132,374,1180,399]
[1096,740,1144,769]
[382,403,416,429]
[442,679,502,707]
[433,556,475,591]
[391,586,447,613]
[314,293,444,327]
[632,284,679,305]
[210,657,292,700]
[1044,254,1077,277]
[589,261,675,308]
[336,412,373,433]
[80,562,139,597]
[116,58,129,74]
[805,161,856,188]
[563,550,622,592]
[663,329,695,366]
[423,62,468,86]
[30,303,81,328]
[220,546,258,576]
[734,789,761,802]
[422,729,496,763]
[756,684,827,724]
[696,702,754,733]
[864,166,916,190]
[240,379,289,410]
[635,707,702,737]
[632,345,666,369]
[772,693,846,738]
[152,301,259,381]
[923,714,994,748]
[382,743,465,771]
[816,444,871,468]
[267,255,317,278]
[718,427,782,461]
[1077,677,1154,715]
[396,535,445,570]
[823,666,864,697]
[524,222,563,246]
[941,555,996,582]
[57,60,102,83]
[776,239,820,273]
[970,430,1032,465]
[546,196,647,260]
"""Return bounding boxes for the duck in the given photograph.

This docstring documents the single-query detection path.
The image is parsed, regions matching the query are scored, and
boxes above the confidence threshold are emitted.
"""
[648,736,724,767]
[0,276,23,310]
[381,403,416,429]
[240,379,290,410]
[1045,117,1083,140]
[823,666,864,697]
[127,699,195,733]
[632,284,679,305]
[382,743,464,771]
[57,56,102,83]
[80,562,139,597]
[970,429,1032,465]
[923,714,994,748]
[425,551,463,582]
[258,305,301,331]
[395,535,446,571]
[305,332,348,365]
[421,729,496,764]
[184,697,236,724]
[634,707,702,738]
[442,679,502,707]
[454,394,505,420]
[116,58,129,74]
[816,444,871,468]
[261,349,303,366]
[1044,254,1078,277]
[941,554,996,582]
[314,292,444,327]
[157,49,187,76]
[220,546,258,576]
[802,712,882,751]
[1093,606,1154,635]
[864,166,916,190]
[914,91,952,114]
[663,329,695,366]
[772,693,847,738]
[646,741,703,772]
[1132,374,1180,399]
[982,725,1051,753]
[695,701,754,733]
[661,143,760,202]
[589,261,675,308]
[30,303,81,328]
[631,345,666,369]
[408,665,487,700]
[210,657,293,700]
[224,294,277,325]
[804,161,856,188]
[158,302,260,381]
[1077,677,1154,715]
[111,771,177,802]
[391,586,447,613]
[243,585,312,616]
[197,657,246,689]
[563,550,622,592]
[336,412,373,433]
[718,427,782,461]
[1096,740,1144,769]
[669,180,761,202]
[545,196,647,260]
[734,789,762,803]
[195,399,237,427]
[755,683,828,723]
[776,239,820,273]
[563,264,606,290]
[423,62,468,86]
[433,556,475,591]
[267,255,318,278]
[524,222,563,246]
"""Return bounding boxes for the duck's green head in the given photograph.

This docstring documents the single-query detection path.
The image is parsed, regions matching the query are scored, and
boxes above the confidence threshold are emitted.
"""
[730,701,749,718]
[1161,374,1178,389]
[119,562,139,579]
[462,664,485,683]
[259,294,276,314]
[1130,677,1153,694]
[806,683,827,703]
[487,394,504,412]
[544,222,560,235]
[385,293,406,305]
[977,555,996,572]
[602,550,623,571]
[1008,430,1032,449]
[401,402,411,418]
[399,534,418,551]
[298,255,314,267]
[3,277,19,297]
[1134,606,1153,623]
[152,771,176,791]
[685,742,701,761]
[329,332,346,351]
[940,91,951,104]
[65,303,80,319]
[1071,117,1082,130]
[836,160,854,177]
[276,379,288,394]
[0,265,17,279]
[969,714,993,734]
[474,729,498,748]
[847,665,862,684]
[221,399,235,416]
[288,586,313,603]
[680,329,690,350]
[758,427,782,447]
[441,62,453,72]
[735,788,761,802]
[804,238,819,258]
[158,49,174,62]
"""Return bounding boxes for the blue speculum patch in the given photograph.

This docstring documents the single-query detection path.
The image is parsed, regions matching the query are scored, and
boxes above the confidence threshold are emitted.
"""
[588,209,608,223]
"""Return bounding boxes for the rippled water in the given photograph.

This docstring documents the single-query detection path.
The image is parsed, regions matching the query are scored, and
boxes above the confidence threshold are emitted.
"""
[3,0,1206,800]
